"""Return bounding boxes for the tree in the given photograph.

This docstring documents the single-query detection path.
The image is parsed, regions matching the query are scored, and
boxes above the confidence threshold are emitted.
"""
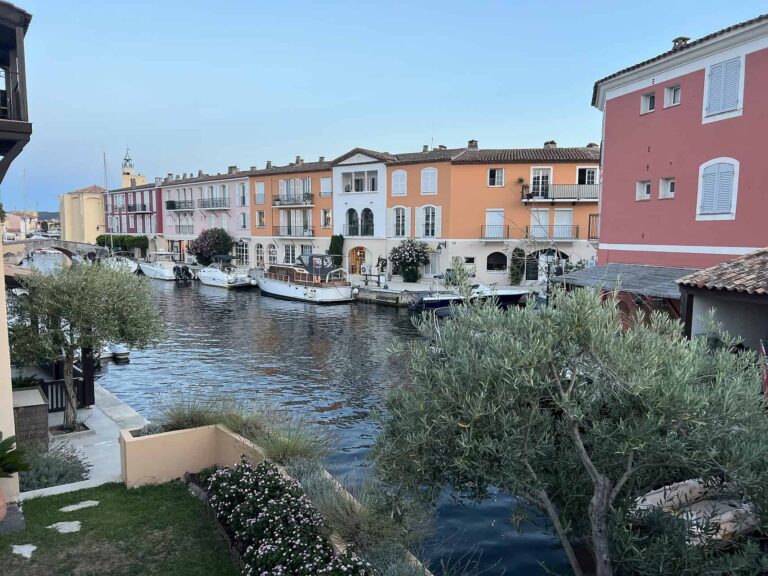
[10,265,164,430]
[0,201,6,224]
[329,234,344,267]
[508,247,526,285]
[389,240,431,283]
[188,228,233,266]
[373,288,768,576]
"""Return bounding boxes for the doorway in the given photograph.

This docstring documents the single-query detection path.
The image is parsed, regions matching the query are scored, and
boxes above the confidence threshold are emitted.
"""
[348,246,369,274]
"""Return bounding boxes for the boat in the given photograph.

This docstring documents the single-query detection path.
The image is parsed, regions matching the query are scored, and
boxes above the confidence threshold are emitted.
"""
[102,251,139,274]
[139,251,191,281]
[408,282,528,315]
[257,253,354,304]
[99,343,130,364]
[197,255,257,289]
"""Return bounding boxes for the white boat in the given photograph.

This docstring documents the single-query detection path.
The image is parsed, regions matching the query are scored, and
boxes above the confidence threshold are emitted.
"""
[100,343,130,363]
[409,282,528,315]
[139,251,182,281]
[258,254,353,304]
[102,251,139,274]
[197,255,257,289]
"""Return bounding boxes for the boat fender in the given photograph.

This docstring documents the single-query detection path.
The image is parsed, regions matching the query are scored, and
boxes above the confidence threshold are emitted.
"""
[352,287,360,296]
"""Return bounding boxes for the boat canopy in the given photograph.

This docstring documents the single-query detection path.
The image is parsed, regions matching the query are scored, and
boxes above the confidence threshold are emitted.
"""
[295,254,341,276]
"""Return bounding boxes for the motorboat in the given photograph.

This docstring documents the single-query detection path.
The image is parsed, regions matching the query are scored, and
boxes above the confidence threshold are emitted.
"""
[257,254,354,304]
[197,255,257,289]
[408,282,528,315]
[102,251,139,274]
[99,343,130,364]
[139,251,188,281]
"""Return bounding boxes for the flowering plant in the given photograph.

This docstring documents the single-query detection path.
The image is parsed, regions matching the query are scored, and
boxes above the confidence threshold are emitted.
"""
[389,240,431,283]
[208,458,374,576]
[188,228,233,266]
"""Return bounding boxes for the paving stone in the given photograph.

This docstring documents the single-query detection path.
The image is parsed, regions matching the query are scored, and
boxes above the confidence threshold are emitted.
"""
[47,520,81,533]
[11,544,36,559]
[60,500,99,512]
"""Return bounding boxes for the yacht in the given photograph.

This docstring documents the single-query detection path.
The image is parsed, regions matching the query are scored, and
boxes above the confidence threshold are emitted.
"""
[139,251,183,281]
[408,282,528,315]
[257,254,354,304]
[197,255,257,289]
[102,251,139,274]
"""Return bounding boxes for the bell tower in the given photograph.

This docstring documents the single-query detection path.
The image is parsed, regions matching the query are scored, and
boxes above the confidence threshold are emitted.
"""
[120,148,147,188]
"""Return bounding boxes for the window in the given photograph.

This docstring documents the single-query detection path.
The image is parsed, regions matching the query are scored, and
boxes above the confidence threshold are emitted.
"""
[368,172,377,192]
[120,215,126,232]
[394,207,406,237]
[128,214,135,228]
[321,209,332,228]
[301,244,312,256]
[137,217,143,234]
[209,214,216,228]
[239,212,249,229]
[320,177,332,197]
[284,245,296,264]
[421,168,437,195]
[220,215,228,230]
[268,244,277,264]
[641,92,656,114]
[343,171,377,193]
[464,257,475,265]
[531,167,551,197]
[705,57,741,118]
[114,195,125,208]
[659,178,675,199]
[636,180,651,201]
[346,209,359,235]
[488,168,505,187]
[391,170,407,196]
[424,253,439,277]
[423,206,436,237]
[577,167,597,185]
[236,183,248,207]
[255,244,264,265]
[254,182,265,204]
[665,85,681,107]
[256,210,265,228]
[235,241,250,266]
[486,252,507,272]
[697,158,738,220]
[361,208,374,236]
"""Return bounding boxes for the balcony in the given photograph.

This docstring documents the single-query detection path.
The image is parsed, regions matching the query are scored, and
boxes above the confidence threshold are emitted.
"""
[127,203,151,213]
[175,225,195,235]
[165,200,195,211]
[525,225,580,241]
[522,184,600,203]
[343,224,374,237]
[588,214,600,240]
[198,197,230,209]
[272,193,314,206]
[272,226,315,238]
[480,225,510,240]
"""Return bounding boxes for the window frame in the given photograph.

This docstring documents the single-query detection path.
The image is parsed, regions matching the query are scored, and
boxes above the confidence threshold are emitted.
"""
[659,177,676,199]
[423,205,436,237]
[391,170,407,196]
[576,166,597,186]
[320,177,332,197]
[256,210,266,228]
[664,84,681,108]
[635,180,651,201]
[393,206,406,237]
[284,244,296,264]
[487,168,505,187]
[321,209,332,229]
[702,55,744,124]
[640,92,656,114]
[486,251,508,272]
[695,157,739,221]
[420,167,438,195]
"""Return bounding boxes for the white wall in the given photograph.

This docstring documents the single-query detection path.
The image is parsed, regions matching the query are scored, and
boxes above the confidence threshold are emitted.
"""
[332,156,387,240]
[691,293,768,349]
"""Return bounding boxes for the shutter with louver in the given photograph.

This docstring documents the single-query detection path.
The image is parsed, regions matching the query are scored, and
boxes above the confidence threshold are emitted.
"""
[700,166,718,214]
[707,62,725,115]
[723,57,740,112]
[387,208,394,237]
[434,206,442,238]
[405,207,412,238]
[415,207,423,238]
[715,164,734,214]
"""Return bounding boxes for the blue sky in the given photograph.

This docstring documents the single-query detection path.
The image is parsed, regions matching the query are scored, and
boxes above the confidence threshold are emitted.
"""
[1,0,766,211]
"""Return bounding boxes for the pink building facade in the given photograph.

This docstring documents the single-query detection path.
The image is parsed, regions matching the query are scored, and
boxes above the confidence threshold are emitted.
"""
[104,182,163,240]
[593,16,768,269]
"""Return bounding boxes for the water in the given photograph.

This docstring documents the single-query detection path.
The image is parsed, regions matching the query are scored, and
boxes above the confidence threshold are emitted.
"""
[95,280,569,575]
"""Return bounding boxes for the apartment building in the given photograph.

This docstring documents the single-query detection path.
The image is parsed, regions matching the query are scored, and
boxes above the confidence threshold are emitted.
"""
[104,182,161,239]
[59,184,105,244]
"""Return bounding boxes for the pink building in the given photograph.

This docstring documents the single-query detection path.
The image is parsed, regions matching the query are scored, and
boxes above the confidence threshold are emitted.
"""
[104,181,163,248]
[593,14,768,269]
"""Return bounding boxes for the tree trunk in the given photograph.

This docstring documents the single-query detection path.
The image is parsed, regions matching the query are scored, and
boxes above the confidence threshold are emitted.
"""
[589,475,614,576]
[63,351,78,431]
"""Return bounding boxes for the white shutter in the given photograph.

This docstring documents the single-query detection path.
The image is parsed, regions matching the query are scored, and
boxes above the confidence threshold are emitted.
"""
[415,207,424,238]
[420,170,428,194]
[715,164,734,213]
[700,166,718,213]
[707,62,725,115]
[434,206,442,238]
[723,57,740,112]
[305,177,312,194]
[404,207,412,238]
[387,208,394,237]
[279,180,286,196]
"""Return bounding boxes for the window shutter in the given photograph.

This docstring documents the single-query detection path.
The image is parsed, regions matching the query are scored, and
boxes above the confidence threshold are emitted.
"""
[700,166,718,213]
[434,206,442,238]
[415,207,423,238]
[279,180,286,195]
[387,208,394,237]
[715,164,734,213]
[404,207,412,237]
[707,62,725,115]
[723,58,740,111]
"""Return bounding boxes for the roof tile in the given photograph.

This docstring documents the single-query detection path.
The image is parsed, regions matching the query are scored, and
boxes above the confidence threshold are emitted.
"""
[677,249,768,295]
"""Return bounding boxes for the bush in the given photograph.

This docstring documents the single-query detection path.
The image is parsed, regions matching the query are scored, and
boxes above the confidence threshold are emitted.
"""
[208,458,373,575]
[188,228,233,266]
[329,234,344,267]
[95,234,149,253]
[389,241,430,283]
[19,442,91,491]
[508,247,526,285]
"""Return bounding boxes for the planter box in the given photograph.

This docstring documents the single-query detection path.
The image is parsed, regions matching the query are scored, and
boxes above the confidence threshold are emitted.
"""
[12,386,49,449]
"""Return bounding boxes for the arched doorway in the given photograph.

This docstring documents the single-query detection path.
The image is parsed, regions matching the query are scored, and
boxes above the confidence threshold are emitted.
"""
[525,249,569,281]
[348,246,369,274]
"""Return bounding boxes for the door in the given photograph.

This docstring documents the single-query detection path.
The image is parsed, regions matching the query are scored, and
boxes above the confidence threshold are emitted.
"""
[485,209,504,238]
[553,209,573,239]
[530,209,549,239]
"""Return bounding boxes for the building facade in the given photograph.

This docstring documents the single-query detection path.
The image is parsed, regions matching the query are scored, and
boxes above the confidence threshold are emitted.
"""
[59,184,105,243]
[104,180,163,250]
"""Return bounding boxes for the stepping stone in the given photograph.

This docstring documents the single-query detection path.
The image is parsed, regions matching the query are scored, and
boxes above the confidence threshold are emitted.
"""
[47,521,81,533]
[11,544,36,559]
[60,500,99,513]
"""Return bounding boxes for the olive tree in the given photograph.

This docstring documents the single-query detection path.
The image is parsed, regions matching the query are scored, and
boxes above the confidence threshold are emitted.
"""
[373,288,768,575]
[10,265,164,430]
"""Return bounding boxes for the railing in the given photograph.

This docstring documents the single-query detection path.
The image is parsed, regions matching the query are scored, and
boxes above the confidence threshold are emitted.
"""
[198,197,230,209]
[522,184,600,201]
[272,226,315,237]
[0,67,26,122]
[480,225,510,239]
[166,200,195,211]
[127,203,149,212]
[343,224,374,237]
[272,193,314,206]
[176,225,195,235]
[42,378,86,413]
[525,224,580,240]
[588,214,600,240]
[255,195,265,205]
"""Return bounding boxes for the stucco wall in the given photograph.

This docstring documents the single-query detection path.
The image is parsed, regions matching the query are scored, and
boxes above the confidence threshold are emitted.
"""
[0,250,19,500]
[690,292,768,349]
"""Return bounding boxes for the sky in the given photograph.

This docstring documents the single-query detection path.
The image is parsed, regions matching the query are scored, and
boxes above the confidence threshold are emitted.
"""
[1,0,766,212]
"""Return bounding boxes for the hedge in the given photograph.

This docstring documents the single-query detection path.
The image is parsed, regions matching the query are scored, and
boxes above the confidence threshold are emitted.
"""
[95,235,149,252]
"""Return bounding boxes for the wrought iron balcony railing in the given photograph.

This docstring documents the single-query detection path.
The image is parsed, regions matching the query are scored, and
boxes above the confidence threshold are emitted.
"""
[272,193,314,206]
[343,224,374,237]
[272,226,315,237]
[198,197,230,209]
[480,225,510,239]
[525,224,580,240]
[175,225,195,235]
[522,184,600,202]
[127,203,150,212]
[165,200,195,211]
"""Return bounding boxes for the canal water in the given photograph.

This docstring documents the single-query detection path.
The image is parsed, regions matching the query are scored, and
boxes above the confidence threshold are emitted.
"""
[88,280,569,574]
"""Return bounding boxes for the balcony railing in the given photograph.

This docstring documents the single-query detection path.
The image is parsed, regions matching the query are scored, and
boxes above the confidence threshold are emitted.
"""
[272,193,314,206]
[522,184,600,202]
[175,225,195,235]
[525,225,580,240]
[198,197,230,209]
[0,68,26,122]
[127,203,150,212]
[272,226,315,237]
[343,224,374,237]
[588,214,600,240]
[165,200,195,211]
[480,225,510,240]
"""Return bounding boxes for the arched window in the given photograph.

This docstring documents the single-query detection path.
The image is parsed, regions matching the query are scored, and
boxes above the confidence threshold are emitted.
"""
[423,206,436,237]
[394,207,406,237]
[268,243,277,264]
[697,158,739,220]
[421,167,438,195]
[255,243,264,265]
[346,208,359,236]
[392,170,407,196]
[361,208,374,236]
[486,251,507,271]
[525,249,568,281]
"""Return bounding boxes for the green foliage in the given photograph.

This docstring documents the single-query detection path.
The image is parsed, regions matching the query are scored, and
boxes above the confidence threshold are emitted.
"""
[187,228,233,266]
[390,240,431,283]
[11,374,44,389]
[95,234,149,252]
[0,434,29,478]
[508,247,526,285]
[329,234,344,266]
[18,442,91,491]
[0,201,6,224]
[373,288,768,575]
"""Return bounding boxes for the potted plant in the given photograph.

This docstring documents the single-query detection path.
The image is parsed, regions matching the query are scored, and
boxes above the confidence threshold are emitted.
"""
[0,434,29,521]
[389,240,431,283]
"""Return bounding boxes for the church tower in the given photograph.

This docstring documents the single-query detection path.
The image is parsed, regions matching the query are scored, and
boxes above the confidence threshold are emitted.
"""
[120,149,147,188]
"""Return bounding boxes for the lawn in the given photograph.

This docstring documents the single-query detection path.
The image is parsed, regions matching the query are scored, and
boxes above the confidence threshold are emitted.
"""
[0,481,241,576]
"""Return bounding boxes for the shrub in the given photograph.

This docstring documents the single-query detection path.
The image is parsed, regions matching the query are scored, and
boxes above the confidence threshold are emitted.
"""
[329,234,344,267]
[0,434,29,478]
[19,442,91,491]
[95,234,149,253]
[507,247,526,285]
[389,241,430,283]
[208,458,373,575]
[188,228,233,266]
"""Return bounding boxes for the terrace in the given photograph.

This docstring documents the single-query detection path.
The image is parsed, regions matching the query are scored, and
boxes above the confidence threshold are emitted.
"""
[522,184,600,203]
[165,200,195,211]
[197,197,229,210]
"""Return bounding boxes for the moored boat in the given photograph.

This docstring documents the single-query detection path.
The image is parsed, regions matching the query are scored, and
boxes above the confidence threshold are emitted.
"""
[257,254,354,304]
[408,283,528,315]
[102,251,139,274]
[197,255,257,289]
[139,251,189,281]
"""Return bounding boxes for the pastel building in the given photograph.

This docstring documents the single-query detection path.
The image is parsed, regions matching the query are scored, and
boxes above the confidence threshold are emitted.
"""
[59,184,105,244]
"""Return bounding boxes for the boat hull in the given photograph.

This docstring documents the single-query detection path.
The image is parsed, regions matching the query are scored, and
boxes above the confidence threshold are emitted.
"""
[198,273,256,289]
[138,262,177,280]
[258,276,353,304]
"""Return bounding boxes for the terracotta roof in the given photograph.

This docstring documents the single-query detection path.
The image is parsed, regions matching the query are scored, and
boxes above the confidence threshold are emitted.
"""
[389,148,466,165]
[592,14,768,106]
[331,148,398,165]
[108,182,157,193]
[677,249,768,295]
[554,263,698,299]
[261,161,331,175]
[453,147,600,164]
[63,185,106,197]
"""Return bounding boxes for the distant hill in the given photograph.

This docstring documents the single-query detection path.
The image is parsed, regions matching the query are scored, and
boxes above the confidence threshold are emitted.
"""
[37,211,59,220]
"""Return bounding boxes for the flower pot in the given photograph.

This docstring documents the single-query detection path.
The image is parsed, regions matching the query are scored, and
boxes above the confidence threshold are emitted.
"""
[401,265,421,283]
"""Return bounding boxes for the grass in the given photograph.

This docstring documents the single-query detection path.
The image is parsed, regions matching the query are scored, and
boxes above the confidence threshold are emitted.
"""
[0,482,239,576]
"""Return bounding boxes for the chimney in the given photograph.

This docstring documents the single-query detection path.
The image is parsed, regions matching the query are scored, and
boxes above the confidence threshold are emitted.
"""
[467,139,478,149]
[422,145,429,153]
[672,36,690,50]
[586,142,600,149]
[266,161,272,169]
[182,173,188,179]
[175,174,180,180]
[228,165,238,174]
[198,170,204,177]
[167,172,173,182]
[319,156,325,162]
[295,155,302,164]
[543,140,557,149]
[250,165,257,171]
[438,144,447,150]
[155,177,163,186]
